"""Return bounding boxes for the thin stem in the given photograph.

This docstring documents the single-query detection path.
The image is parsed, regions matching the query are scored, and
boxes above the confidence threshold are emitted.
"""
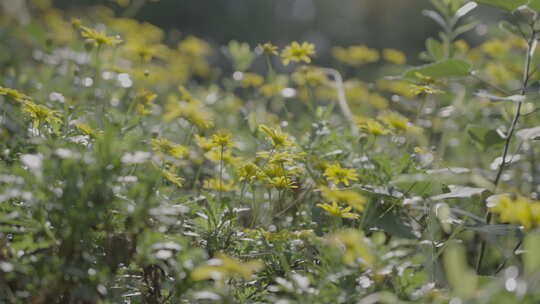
[476,27,537,273]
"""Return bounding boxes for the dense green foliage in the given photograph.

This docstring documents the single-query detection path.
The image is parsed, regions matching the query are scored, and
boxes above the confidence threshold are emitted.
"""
[4,0,540,303]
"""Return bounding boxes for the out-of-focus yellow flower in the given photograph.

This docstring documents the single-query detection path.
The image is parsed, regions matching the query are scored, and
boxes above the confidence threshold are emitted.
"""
[409,84,444,96]
[203,178,237,192]
[332,45,379,66]
[259,75,288,97]
[490,195,540,230]
[241,73,264,88]
[481,39,510,58]
[191,253,263,282]
[134,89,157,115]
[292,66,329,87]
[266,176,298,189]
[152,164,184,187]
[317,201,359,219]
[178,36,211,57]
[281,41,316,65]
[22,101,62,129]
[237,162,260,183]
[326,229,375,266]
[324,163,359,186]
[164,101,214,130]
[72,19,122,47]
[258,125,293,148]
[319,186,367,212]
[151,138,188,159]
[195,134,217,151]
[74,122,102,138]
[258,42,279,56]
[204,149,240,166]
[378,111,410,132]
[211,130,236,148]
[0,86,31,103]
[382,48,406,65]
[377,79,416,99]
[355,117,390,136]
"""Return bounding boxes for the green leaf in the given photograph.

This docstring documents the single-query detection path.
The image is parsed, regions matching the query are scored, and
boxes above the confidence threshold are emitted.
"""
[403,59,471,81]
[473,0,527,11]
[524,232,540,275]
[425,38,445,61]
[466,125,505,151]
[528,0,540,11]
[444,242,478,298]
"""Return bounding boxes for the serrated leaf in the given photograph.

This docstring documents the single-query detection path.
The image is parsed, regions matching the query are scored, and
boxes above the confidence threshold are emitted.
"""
[473,0,527,11]
[403,59,471,81]
[466,125,505,151]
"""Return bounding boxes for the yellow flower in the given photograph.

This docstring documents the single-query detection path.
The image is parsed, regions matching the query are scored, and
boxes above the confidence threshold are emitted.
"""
[134,89,157,115]
[355,117,390,136]
[409,84,444,96]
[21,101,62,129]
[324,163,359,186]
[382,48,407,65]
[316,201,359,219]
[155,165,184,187]
[194,134,217,150]
[291,66,329,87]
[237,162,260,183]
[327,229,375,266]
[378,112,410,132]
[72,19,122,47]
[0,86,31,103]
[204,149,240,166]
[74,122,102,138]
[241,73,264,88]
[204,178,236,192]
[258,42,279,56]
[191,253,263,282]
[266,176,298,189]
[258,125,293,148]
[281,41,316,65]
[164,101,214,130]
[178,36,211,57]
[490,195,540,230]
[211,130,236,148]
[151,138,189,159]
[319,186,366,212]
[332,46,379,66]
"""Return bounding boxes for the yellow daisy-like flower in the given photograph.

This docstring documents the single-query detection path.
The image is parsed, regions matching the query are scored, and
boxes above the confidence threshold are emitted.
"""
[74,122,102,138]
[266,176,298,189]
[355,117,390,136]
[382,48,407,65]
[211,130,236,148]
[378,112,410,132]
[155,165,184,187]
[319,186,366,212]
[324,163,359,186]
[316,201,359,219]
[258,42,279,56]
[258,125,293,148]
[21,101,62,129]
[203,178,237,192]
[0,86,31,103]
[237,162,260,183]
[151,138,189,159]
[281,41,316,65]
[409,84,443,96]
[72,19,122,47]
